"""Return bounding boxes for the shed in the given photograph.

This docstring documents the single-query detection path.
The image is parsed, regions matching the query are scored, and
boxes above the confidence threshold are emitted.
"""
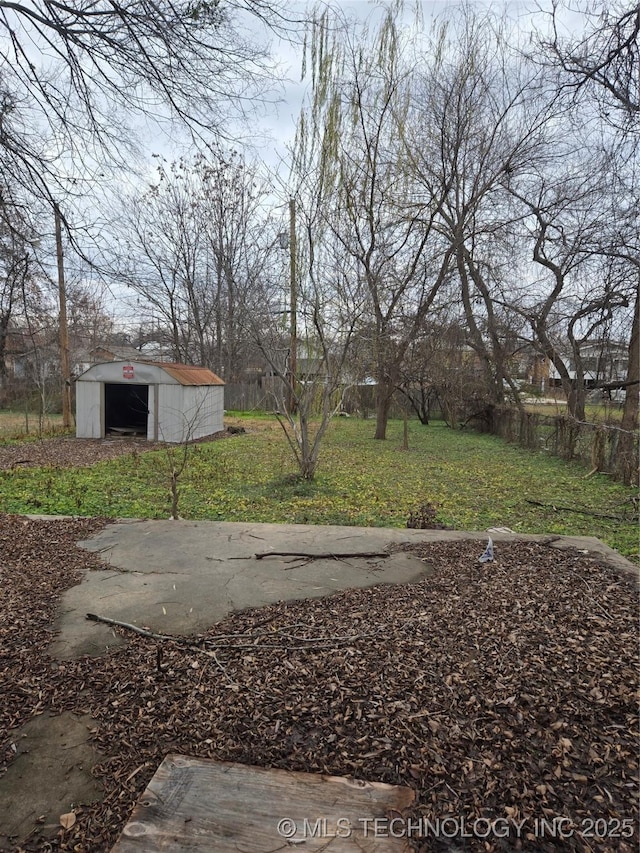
[75,361,225,443]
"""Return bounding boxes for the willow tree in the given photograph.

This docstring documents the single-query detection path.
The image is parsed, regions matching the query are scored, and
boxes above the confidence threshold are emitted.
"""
[251,196,364,480]
[294,6,452,440]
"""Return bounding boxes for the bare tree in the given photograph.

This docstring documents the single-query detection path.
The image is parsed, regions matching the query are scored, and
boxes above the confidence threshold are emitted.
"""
[0,0,293,205]
[0,183,41,384]
[116,151,273,374]
[397,307,481,428]
[541,2,639,124]
[0,218,29,379]
[504,2,640,426]
[196,151,275,380]
[405,7,558,416]
[252,191,362,480]
[66,277,114,374]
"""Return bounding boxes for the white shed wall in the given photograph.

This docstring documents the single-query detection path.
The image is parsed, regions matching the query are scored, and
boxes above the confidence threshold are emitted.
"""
[76,381,102,438]
[147,384,157,441]
[157,384,186,443]
[183,385,224,440]
[156,384,223,443]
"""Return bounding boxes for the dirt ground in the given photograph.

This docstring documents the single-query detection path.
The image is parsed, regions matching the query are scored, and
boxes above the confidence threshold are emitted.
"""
[0,514,637,853]
[0,430,235,471]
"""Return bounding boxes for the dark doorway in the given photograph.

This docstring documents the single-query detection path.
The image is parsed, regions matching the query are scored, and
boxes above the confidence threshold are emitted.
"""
[105,383,149,436]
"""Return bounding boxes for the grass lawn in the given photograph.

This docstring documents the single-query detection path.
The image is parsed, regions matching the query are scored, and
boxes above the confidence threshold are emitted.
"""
[0,416,637,560]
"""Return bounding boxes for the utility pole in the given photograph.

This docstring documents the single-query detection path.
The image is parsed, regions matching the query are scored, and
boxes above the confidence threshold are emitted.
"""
[288,197,297,414]
[54,204,72,428]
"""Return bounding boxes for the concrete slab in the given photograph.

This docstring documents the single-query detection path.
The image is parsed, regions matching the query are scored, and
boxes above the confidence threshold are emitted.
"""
[49,519,638,660]
[0,712,102,846]
[50,520,437,659]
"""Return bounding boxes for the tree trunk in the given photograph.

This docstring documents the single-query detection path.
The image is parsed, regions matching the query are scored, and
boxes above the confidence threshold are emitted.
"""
[615,285,639,485]
[566,385,586,422]
[620,285,639,433]
[374,382,393,440]
[457,247,500,404]
[536,325,584,419]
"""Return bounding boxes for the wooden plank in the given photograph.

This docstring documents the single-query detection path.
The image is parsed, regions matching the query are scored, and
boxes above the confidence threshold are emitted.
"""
[110,755,415,852]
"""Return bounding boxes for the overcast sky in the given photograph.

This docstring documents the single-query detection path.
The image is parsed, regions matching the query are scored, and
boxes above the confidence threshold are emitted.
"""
[237,0,587,181]
[92,0,591,325]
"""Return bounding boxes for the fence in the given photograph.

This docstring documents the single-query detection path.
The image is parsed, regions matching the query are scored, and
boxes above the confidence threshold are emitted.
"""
[470,405,639,486]
[224,381,410,420]
[223,379,287,412]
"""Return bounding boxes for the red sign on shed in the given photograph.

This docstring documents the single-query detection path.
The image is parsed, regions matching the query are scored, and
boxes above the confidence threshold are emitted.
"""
[122,364,135,380]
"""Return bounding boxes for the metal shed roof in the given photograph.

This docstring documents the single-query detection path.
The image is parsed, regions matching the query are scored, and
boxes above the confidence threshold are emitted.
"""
[145,362,225,386]
[77,360,225,386]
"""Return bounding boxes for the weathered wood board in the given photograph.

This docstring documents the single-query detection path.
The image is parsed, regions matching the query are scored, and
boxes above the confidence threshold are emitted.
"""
[110,754,416,852]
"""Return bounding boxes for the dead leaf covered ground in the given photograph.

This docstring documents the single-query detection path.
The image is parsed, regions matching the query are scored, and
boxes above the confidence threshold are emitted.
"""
[0,515,637,852]
[0,431,233,471]
[0,437,165,471]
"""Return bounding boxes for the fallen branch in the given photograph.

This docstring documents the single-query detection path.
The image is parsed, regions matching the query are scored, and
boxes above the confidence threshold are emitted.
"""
[573,574,613,620]
[524,499,629,521]
[253,551,390,561]
[86,612,180,642]
[86,611,400,651]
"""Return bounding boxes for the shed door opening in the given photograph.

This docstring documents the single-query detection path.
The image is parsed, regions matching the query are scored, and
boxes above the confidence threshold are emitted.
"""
[105,383,149,436]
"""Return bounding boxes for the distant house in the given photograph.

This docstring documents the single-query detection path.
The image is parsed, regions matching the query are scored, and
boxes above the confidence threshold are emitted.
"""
[509,349,550,391]
[90,344,145,363]
[2,326,59,384]
[73,342,172,378]
[548,340,629,392]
